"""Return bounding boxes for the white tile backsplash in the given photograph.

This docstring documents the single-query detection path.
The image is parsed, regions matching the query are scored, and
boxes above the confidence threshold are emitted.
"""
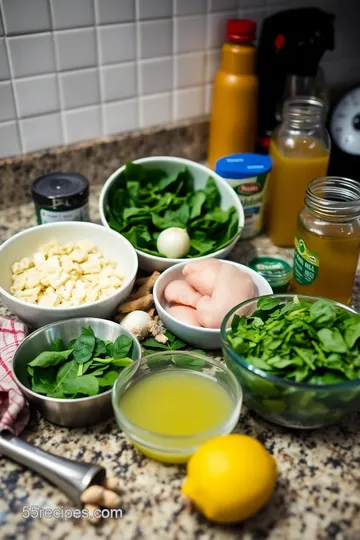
[20,112,63,152]
[210,0,237,12]
[0,0,358,157]
[176,52,205,88]
[140,92,172,127]
[0,38,10,80]
[140,19,172,59]
[205,49,221,83]
[95,0,135,24]
[103,98,138,135]
[0,81,15,121]
[174,86,204,120]
[174,0,207,16]
[175,15,206,54]
[60,69,100,110]
[50,0,95,30]
[101,63,137,102]
[64,105,102,144]
[207,11,236,49]
[8,34,55,78]
[0,121,20,157]
[98,24,136,65]
[55,28,97,71]
[14,74,59,117]
[138,0,172,20]
[140,57,173,94]
[204,83,213,115]
[1,0,51,35]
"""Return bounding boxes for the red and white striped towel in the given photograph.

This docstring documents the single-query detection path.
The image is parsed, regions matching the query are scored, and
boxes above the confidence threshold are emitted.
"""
[0,317,29,435]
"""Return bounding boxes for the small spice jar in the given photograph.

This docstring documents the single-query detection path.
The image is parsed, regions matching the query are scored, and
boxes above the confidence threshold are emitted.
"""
[292,176,360,305]
[248,256,293,293]
[31,172,89,225]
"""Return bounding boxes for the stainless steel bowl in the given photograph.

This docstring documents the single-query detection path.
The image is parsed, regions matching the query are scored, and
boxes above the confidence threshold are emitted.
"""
[12,317,142,427]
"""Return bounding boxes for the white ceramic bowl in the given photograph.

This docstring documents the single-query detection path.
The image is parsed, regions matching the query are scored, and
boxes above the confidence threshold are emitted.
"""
[153,260,273,350]
[0,222,138,328]
[99,156,245,272]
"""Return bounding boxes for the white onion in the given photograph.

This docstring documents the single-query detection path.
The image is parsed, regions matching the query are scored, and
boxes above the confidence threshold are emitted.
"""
[157,227,190,259]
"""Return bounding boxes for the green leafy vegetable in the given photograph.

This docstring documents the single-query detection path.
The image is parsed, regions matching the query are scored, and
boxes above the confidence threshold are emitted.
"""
[105,162,240,258]
[29,350,73,368]
[226,297,360,426]
[72,326,96,364]
[27,327,134,399]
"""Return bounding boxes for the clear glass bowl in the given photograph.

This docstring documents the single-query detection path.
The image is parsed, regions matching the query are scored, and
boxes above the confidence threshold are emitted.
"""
[112,351,242,463]
[221,294,360,429]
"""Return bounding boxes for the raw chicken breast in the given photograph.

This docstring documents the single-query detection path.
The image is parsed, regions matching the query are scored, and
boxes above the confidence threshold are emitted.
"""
[164,280,202,308]
[182,258,221,276]
[183,259,222,296]
[196,265,257,329]
[168,305,202,327]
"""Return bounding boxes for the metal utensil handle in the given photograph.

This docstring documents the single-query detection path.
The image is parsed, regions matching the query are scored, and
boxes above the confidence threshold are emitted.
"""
[0,432,106,505]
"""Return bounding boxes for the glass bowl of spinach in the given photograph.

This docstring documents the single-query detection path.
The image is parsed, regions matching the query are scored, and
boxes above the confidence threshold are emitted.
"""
[220,294,360,429]
[99,157,244,272]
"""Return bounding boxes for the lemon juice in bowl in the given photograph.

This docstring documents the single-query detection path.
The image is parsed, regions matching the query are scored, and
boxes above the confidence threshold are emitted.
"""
[112,352,242,463]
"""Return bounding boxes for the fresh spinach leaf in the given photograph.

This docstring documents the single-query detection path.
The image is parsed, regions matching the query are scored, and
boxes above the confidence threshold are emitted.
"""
[29,350,73,368]
[62,375,99,396]
[72,326,95,364]
[112,335,133,358]
[93,338,107,357]
[50,337,65,352]
[98,370,119,387]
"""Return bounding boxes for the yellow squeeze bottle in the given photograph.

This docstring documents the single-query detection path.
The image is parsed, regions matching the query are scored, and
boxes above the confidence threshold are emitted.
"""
[208,19,258,170]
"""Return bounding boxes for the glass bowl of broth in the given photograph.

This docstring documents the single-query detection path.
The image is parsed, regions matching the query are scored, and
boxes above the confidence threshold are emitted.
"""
[112,351,242,463]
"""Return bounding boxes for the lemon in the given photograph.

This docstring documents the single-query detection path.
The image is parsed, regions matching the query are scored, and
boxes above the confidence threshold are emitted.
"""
[182,434,277,523]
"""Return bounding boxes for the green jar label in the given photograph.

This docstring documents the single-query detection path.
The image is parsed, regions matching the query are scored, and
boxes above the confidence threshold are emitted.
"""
[293,237,320,285]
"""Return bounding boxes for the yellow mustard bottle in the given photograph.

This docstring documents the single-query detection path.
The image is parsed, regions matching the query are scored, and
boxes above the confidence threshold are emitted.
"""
[208,19,258,170]
[292,176,360,305]
[267,97,330,247]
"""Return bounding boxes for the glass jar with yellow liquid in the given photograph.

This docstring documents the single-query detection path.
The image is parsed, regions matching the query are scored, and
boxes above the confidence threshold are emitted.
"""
[292,176,360,305]
[267,96,330,247]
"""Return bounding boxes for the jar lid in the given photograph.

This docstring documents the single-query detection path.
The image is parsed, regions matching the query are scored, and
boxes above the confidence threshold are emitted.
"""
[215,153,272,180]
[248,256,293,287]
[31,172,89,206]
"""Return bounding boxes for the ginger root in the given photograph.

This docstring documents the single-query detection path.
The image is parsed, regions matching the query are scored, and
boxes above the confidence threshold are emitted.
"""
[131,271,160,300]
[116,294,154,316]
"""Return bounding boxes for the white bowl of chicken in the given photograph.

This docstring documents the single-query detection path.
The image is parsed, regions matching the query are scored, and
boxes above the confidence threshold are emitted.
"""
[153,259,273,349]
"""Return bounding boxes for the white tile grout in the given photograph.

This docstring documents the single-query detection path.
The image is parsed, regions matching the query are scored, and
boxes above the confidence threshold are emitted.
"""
[93,0,105,137]
[171,0,176,121]
[135,0,142,128]
[48,0,66,146]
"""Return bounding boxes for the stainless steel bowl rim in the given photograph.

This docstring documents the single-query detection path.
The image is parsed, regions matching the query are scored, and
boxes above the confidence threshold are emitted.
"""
[12,317,142,403]
[112,351,242,446]
[221,293,360,391]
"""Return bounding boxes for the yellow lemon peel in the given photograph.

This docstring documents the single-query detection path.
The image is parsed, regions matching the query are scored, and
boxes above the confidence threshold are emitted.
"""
[182,434,277,523]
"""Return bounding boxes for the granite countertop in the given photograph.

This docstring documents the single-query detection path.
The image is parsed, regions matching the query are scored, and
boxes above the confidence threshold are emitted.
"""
[0,190,360,540]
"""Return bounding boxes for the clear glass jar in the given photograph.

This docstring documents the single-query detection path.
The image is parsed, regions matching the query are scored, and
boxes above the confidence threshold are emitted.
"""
[292,176,360,305]
[267,96,331,247]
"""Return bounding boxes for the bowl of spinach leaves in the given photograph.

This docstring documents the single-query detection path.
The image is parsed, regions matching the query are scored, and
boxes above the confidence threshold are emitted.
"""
[99,157,244,272]
[12,317,142,427]
[221,294,360,429]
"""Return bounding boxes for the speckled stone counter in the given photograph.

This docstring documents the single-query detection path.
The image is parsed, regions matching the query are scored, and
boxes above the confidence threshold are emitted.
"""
[1,190,360,540]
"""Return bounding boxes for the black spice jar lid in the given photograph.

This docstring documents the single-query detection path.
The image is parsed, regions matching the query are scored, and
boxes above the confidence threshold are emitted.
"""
[31,172,89,206]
